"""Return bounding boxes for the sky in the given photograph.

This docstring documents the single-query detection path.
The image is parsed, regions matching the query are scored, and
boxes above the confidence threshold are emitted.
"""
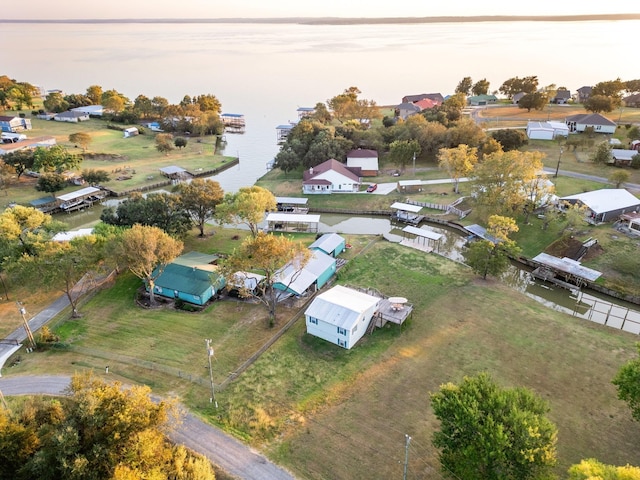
[3,0,639,20]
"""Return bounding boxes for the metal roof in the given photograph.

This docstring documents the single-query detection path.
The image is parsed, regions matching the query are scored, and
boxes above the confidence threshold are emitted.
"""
[56,186,101,202]
[390,202,422,213]
[159,166,186,175]
[532,253,602,282]
[304,285,380,329]
[310,233,345,254]
[465,224,502,244]
[51,228,94,242]
[560,189,640,214]
[154,263,224,296]
[30,196,56,206]
[171,252,219,272]
[402,225,442,241]
[275,196,308,205]
[398,180,423,186]
[266,213,321,223]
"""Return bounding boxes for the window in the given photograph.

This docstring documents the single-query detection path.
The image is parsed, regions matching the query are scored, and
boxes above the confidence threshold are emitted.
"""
[309,317,318,325]
[352,325,357,333]
[337,339,347,347]
[337,327,347,336]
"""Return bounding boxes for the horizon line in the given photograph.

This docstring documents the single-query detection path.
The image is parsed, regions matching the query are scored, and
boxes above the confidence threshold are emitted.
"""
[2,13,640,25]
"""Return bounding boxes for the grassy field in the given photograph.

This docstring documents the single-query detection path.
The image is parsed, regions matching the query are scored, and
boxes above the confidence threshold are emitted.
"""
[4,241,640,479]
[1,112,232,207]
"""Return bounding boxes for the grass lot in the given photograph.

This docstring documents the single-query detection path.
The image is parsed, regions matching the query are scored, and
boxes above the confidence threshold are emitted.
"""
[5,241,640,479]
[1,111,232,207]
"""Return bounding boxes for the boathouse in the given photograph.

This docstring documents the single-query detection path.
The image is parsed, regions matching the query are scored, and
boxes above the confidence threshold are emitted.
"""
[221,113,245,133]
[401,225,442,253]
[531,252,602,289]
[275,196,309,213]
[56,186,105,212]
[390,202,423,224]
[265,213,320,233]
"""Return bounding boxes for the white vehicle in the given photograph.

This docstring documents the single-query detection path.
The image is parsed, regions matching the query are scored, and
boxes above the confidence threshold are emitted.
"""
[1,132,27,143]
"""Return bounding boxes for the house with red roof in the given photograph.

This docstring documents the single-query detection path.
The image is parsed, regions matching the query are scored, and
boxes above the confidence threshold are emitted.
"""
[302,159,361,194]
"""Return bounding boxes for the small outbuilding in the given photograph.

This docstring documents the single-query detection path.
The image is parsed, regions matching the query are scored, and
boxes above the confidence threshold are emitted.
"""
[304,285,381,349]
[274,250,336,296]
[397,180,423,193]
[611,149,637,166]
[123,127,139,138]
[309,233,346,258]
[526,121,569,140]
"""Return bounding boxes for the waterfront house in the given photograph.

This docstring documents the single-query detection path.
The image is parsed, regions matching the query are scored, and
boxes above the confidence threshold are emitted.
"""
[302,158,361,194]
[402,93,444,105]
[346,148,379,177]
[304,285,381,350]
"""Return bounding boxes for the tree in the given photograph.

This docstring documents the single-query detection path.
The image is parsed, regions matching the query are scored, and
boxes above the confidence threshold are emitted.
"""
[36,173,67,193]
[520,173,555,223]
[327,86,381,125]
[2,149,35,178]
[518,92,548,112]
[490,129,528,151]
[431,373,557,480]
[387,139,421,173]
[463,215,522,279]
[81,168,110,185]
[63,93,91,109]
[32,145,81,173]
[609,169,630,188]
[156,133,174,153]
[592,78,625,108]
[437,144,478,193]
[499,75,539,98]
[85,84,103,104]
[584,94,616,113]
[632,153,640,170]
[68,132,92,152]
[215,186,276,237]
[455,76,473,95]
[613,343,640,421]
[174,136,188,149]
[133,94,154,118]
[116,224,183,306]
[43,92,69,113]
[101,192,192,238]
[3,372,216,480]
[222,233,310,327]
[11,235,104,318]
[471,78,490,96]
[101,88,129,113]
[174,178,224,237]
[568,458,640,479]
[627,125,640,141]
[591,141,612,164]
[472,150,543,218]
[195,93,222,114]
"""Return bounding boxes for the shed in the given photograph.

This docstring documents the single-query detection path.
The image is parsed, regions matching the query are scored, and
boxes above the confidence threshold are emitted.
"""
[309,233,346,257]
[304,285,381,349]
[611,149,637,166]
[226,271,266,296]
[123,127,139,138]
[397,180,423,193]
[274,249,336,296]
[526,121,569,140]
[560,189,640,223]
[159,166,187,179]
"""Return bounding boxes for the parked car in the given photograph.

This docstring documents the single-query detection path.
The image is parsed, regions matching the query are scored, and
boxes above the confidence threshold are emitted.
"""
[366,184,377,193]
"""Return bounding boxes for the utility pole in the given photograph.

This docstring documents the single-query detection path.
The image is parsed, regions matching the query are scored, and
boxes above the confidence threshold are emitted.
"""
[403,434,412,480]
[205,339,217,408]
[554,146,564,178]
[16,302,36,351]
[412,153,416,177]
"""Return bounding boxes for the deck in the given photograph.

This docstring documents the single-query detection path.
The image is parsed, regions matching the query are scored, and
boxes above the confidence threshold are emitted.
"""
[374,298,413,326]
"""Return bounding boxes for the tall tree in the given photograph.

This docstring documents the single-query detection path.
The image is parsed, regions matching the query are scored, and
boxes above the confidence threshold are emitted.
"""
[455,76,473,95]
[195,93,222,114]
[609,169,630,188]
[85,84,103,104]
[174,178,224,237]
[591,141,612,165]
[431,373,557,480]
[613,343,640,421]
[499,75,539,98]
[32,145,81,173]
[115,224,183,306]
[222,233,310,327]
[518,92,549,112]
[463,215,522,279]
[437,144,478,193]
[387,139,421,173]
[215,186,276,237]
[584,95,616,113]
[101,88,129,113]
[155,133,175,153]
[133,94,154,118]
[592,78,625,108]
[43,92,69,113]
[490,129,528,151]
[2,149,35,178]
[327,86,381,125]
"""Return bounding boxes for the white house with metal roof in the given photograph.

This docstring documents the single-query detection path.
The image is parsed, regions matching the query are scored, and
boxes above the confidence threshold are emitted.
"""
[304,285,381,349]
[565,113,616,134]
[560,189,640,223]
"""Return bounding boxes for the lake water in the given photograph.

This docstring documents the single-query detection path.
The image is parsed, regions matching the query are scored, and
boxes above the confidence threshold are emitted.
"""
[3,19,639,191]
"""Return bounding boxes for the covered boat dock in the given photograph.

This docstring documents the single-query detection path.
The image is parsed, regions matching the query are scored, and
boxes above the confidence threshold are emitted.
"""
[56,186,106,212]
[531,252,602,289]
[275,196,309,214]
[390,202,424,225]
[401,225,442,253]
[266,213,320,233]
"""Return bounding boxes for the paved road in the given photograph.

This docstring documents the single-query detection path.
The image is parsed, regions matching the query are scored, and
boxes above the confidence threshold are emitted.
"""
[0,375,296,480]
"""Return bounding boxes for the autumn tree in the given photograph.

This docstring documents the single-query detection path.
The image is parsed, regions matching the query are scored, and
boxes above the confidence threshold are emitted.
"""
[85,84,103,104]
[437,144,477,194]
[499,75,539,98]
[115,224,183,305]
[43,91,69,113]
[520,172,554,223]
[222,232,310,327]
[463,215,522,279]
[10,235,105,318]
[471,150,544,219]
[68,132,92,152]
[609,169,630,188]
[327,86,381,125]
[568,458,640,479]
[387,139,421,173]
[101,88,129,113]
[174,178,224,237]
[215,186,276,237]
[431,373,557,480]
[2,372,216,480]
[591,78,625,108]
[155,133,175,153]
[584,94,617,113]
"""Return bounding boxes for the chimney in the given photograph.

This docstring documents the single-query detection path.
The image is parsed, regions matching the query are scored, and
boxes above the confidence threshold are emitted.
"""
[309,167,314,175]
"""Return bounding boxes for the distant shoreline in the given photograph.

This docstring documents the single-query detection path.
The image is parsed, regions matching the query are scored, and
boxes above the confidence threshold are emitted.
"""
[2,13,640,25]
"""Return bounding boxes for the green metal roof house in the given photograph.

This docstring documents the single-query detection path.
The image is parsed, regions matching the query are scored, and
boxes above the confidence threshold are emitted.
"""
[467,94,498,106]
[150,252,225,306]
